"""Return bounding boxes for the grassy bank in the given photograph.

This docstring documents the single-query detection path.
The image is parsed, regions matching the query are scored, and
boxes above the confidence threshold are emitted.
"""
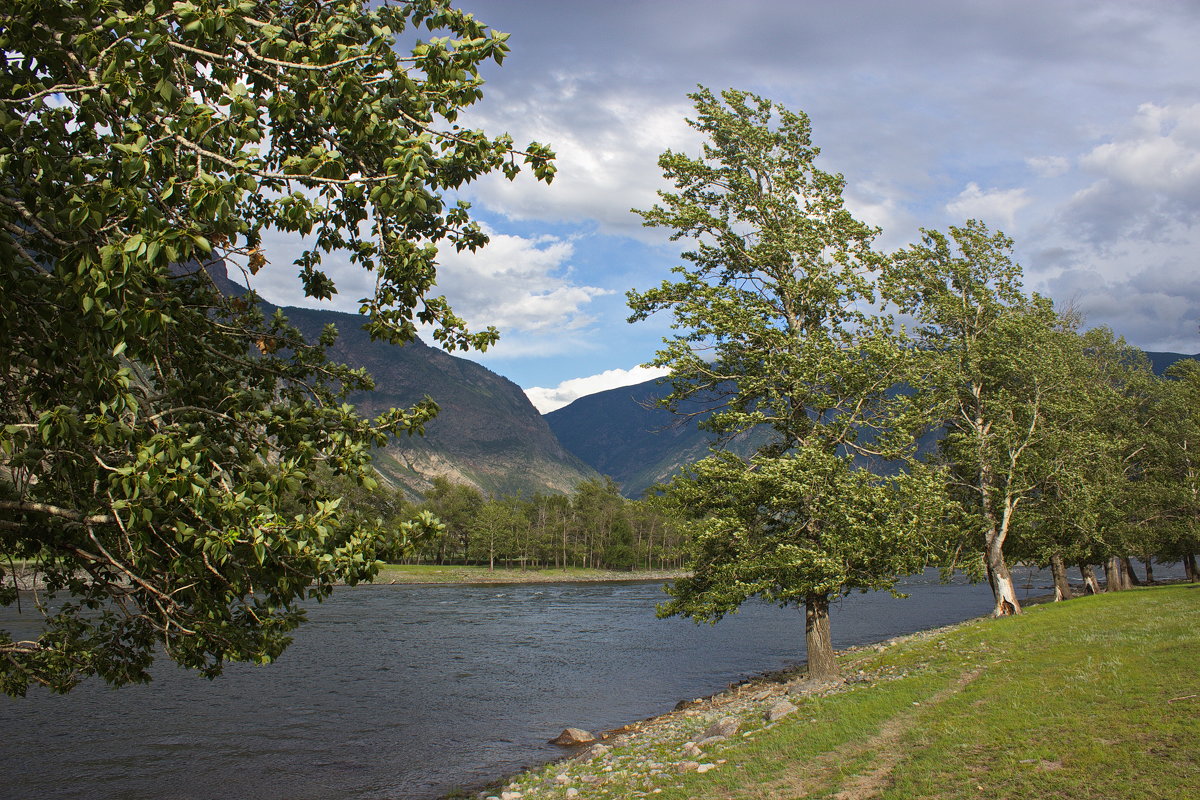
[372,564,682,584]
[489,584,1198,800]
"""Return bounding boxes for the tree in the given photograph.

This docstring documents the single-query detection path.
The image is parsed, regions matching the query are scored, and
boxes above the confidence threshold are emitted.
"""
[570,477,627,570]
[893,222,1078,616]
[420,477,483,564]
[1068,331,1164,592]
[629,88,947,679]
[1154,359,1200,580]
[0,0,553,695]
[1005,327,1154,601]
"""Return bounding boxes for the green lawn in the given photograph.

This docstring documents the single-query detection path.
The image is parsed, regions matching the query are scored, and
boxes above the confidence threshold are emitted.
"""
[503,584,1199,800]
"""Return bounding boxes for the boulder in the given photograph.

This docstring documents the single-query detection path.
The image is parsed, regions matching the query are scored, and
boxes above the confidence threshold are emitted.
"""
[682,742,703,758]
[550,727,597,746]
[702,717,741,740]
[765,700,798,722]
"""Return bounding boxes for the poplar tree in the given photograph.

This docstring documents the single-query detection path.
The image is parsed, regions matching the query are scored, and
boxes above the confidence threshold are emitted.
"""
[629,88,946,679]
[0,0,552,694]
[1156,359,1200,580]
[893,222,1073,616]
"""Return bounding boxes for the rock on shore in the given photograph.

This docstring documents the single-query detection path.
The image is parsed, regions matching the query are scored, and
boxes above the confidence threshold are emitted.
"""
[481,620,979,800]
[550,728,596,746]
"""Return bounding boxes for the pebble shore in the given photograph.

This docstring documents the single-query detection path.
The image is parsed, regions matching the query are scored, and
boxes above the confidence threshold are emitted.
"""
[472,622,970,800]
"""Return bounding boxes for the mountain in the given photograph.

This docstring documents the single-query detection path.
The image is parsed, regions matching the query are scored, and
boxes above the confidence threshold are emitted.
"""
[1146,350,1200,375]
[544,378,767,498]
[203,260,597,498]
[549,351,1200,499]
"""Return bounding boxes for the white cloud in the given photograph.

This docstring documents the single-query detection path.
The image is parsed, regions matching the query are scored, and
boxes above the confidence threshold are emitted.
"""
[524,365,671,413]
[1026,155,1070,178]
[1080,103,1200,193]
[459,84,699,239]
[1052,102,1200,246]
[843,182,920,252]
[432,226,611,335]
[945,182,1033,231]
[236,223,615,362]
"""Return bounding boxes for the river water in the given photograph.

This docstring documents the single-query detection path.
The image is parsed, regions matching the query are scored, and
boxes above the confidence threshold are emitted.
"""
[0,565,1172,799]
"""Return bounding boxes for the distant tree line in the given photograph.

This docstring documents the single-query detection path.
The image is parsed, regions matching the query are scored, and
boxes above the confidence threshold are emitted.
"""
[324,475,687,571]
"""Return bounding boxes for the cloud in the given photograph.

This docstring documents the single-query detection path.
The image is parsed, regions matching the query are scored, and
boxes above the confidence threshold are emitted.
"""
[1080,103,1200,192]
[1063,102,1200,244]
[843,182,921,252]
[433,227,611,334]
[944,182,1033,231]
[240,223,614,361]
[248,228,376,313]
[524,365,670,413]
[459,86,699,239]
[1026,156,1070,179]
[1044,261,1200,353]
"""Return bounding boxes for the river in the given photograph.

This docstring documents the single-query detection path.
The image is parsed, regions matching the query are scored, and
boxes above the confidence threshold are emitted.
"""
[0,565,1172,799]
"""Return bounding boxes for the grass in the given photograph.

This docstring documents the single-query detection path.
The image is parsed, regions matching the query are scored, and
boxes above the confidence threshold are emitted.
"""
[501,583,1199,800]
[370,563,680,584]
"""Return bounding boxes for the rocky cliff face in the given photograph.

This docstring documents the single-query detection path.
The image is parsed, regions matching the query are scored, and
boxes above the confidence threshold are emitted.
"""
[205,260,597,498]
[284,305,596,498]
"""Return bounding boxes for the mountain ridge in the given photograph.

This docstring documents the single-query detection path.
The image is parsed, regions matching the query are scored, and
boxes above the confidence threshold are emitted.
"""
[203,260,598,498]
[547,350,1200,498]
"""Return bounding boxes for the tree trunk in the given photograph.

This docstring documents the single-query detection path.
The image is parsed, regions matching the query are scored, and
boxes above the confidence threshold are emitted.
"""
[1122,557,1142,586]
[1104,556,1129,591]
[1144,559,1154,585]
[1186,553,1199,583]
[985,537,1022,616]
[1050,553,1072,601]
[804,595,838,680]
[1079,563,1101,595]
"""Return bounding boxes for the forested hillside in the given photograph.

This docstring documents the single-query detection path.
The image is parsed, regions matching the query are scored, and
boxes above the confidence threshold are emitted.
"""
[206,259,598,499]
[544,378,765,498]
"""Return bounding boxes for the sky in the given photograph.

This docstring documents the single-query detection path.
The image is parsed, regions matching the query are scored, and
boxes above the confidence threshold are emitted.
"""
[251,0,1200,412]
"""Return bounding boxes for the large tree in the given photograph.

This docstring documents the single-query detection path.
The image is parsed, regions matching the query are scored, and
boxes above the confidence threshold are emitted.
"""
[0,0,553,695]
[1005,327,1155,600]
[1155,359,1200,580]
[893,222,1079,616]
[629,88,946,679]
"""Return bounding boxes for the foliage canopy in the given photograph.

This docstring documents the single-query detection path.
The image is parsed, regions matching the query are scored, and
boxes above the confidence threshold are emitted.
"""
[0,0,553,695]
[630,88,947,678]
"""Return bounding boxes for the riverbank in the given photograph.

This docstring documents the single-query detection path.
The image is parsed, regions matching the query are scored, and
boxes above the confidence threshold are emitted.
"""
[477,583,1199,800]
[4,563,683,591]
[372,564,684,585]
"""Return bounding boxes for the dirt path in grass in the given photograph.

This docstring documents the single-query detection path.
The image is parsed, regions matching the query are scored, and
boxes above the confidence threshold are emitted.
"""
[730,667,984,800]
